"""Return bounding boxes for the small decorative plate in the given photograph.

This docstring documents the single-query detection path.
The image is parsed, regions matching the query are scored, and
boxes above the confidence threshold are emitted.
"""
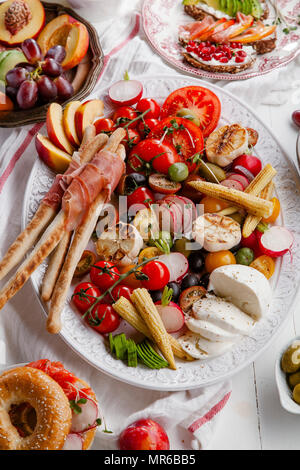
[275,337,300,415]
[23,75,300,391]
[0,1,103,127]
[142,0,300,81]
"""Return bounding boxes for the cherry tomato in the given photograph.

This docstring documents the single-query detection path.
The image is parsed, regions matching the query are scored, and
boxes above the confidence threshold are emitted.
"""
[160,86,221,137]
[138,247,162,264]
[250,255,275,279]
[112,106,138,129]
[141,260,170,290]
[90,261,120,291]
[201,196,228,213]
[87,304,120,334]
[137,118,159,138]
[128,139,180,175]
[262,197,280,224]
[74,250,96,277]
[127,186,154,209]
[232,154,262,178]
[119,264,143,289]
[94,118,116,134]
[205,250,236,273]
[148,173,181,194]
[136,98,160,119]
[111,284,134,302]
[73,282,101,313]
[149,117,204,172]
[121,129,141,153]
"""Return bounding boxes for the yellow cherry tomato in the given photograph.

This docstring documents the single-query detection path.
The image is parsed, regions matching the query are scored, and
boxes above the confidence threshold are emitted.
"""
[250,255,275,279]
[201,196,228,214]
[138,247,162,264]
[205,250,236,273]
[119,264,143,289]
[262,197,280,224]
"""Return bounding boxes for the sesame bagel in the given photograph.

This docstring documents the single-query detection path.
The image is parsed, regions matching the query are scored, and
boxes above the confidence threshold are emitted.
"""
[0,367,72,450]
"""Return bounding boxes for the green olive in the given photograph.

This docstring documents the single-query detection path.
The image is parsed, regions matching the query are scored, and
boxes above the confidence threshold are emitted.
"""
[288,372,300,389]
[174,237,192,258]
[293,384,300,405]
[235,248,254,266]
[176,108,200,127]
[198,161,226,183]
[168,162,189,182]
[281,341,300,373]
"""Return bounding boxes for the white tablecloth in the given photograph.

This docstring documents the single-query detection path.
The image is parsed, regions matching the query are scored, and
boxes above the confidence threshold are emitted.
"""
[0,0,299,450]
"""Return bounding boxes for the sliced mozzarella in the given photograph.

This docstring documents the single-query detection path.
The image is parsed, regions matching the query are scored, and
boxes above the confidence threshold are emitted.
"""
[192,213,241,252]
[192,294,254,335]
[196,336,234,358]
[209,264,272,320]
[178,332,234,359]
[186,317,239,342]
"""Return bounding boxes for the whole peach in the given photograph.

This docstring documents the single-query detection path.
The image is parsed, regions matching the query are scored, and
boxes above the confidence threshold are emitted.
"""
[119,419,170,450]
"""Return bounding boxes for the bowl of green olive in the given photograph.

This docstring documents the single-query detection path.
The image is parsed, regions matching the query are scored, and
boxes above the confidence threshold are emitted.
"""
[275,337,300,414]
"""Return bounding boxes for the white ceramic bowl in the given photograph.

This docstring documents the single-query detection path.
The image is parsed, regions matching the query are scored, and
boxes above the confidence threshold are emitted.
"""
[275,337,300,415]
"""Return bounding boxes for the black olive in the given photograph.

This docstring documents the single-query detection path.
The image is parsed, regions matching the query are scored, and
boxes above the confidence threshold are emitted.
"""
[230,243,241,255]
[180,274,199,291]
[199,272,210,289]
[167,282,180,302]
[150,289,163,303]
[117,173,147,196]
[188,251,205,273]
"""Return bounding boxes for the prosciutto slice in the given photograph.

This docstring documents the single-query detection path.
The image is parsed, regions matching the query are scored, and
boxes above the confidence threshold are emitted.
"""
[62,150,125,230]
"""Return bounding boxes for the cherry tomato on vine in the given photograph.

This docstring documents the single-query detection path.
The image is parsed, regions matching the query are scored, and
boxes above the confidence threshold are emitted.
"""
[87,304,120,334]
[94,118,116,134]
[90,261,120,291]
[121,129,141,152]
[136,98,160,119]
[137,119,160,138]
[127,186,154,208]
[111,284,134,302]
[128,139,180,175]
[141,260,170,291]
[205,250,236,273]
[73,282,101,314]
[112,106,138,128]
[119,264,143,289]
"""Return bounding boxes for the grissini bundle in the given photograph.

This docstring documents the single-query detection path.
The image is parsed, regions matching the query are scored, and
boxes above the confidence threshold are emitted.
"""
[47,129,126,334]
[0,124,97,283]
[0,129,125,311]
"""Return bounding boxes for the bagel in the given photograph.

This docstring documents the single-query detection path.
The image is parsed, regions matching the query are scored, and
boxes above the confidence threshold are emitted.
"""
[0,362,99,450]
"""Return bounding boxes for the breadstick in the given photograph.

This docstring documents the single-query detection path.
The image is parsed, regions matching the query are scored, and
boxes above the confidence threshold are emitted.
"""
[47,129,126,334]
[113,296,194,361]
[40,132,108,301]
[242,181,274,238]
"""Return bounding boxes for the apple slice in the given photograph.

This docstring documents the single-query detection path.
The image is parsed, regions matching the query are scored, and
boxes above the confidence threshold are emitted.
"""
[35,133,72,173]
[47,103,74,155]
[0,0,45,46]
[63,100,81,147]
[75,99,104,142]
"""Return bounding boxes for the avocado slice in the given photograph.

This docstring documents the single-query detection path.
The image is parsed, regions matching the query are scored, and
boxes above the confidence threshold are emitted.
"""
[0,50,27,83]
[182,0,200,5]
[219,0,227,11]
[250,0,263,19]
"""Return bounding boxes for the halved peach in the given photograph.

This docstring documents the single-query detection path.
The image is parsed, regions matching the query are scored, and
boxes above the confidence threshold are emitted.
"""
[36,134,72,173]
[63,100,81,147]
[0,91,13,111]
[37,14,89,70]
[47,103,74,155]
[75,99,104,142]
[0,0,45,46]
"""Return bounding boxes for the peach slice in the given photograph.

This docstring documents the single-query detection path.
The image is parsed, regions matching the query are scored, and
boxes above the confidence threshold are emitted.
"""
[47,103,74,155]
[0,91,13,111]
[36,134,72,173]
[0,0,45,46]
[37,14,89,70]
[75,99,104,142]
[63,100,81,147]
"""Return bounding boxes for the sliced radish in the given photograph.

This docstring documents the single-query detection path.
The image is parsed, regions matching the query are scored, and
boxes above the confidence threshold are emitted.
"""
[258,226,294,257]
[221,179,244,191]
[71,398,99,433]
[158,252,189,282]
[232,165,254,182]
[232,154,262,177]
[159,201,182,234]
[228,173,249,190]
[63,433,83,450]
[109,79,143,107]
[155,301,185,333]
[162,195,196,234]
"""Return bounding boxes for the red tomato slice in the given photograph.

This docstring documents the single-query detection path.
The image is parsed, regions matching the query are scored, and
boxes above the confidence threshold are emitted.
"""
[160,87,221,138]
[149,117,204,172]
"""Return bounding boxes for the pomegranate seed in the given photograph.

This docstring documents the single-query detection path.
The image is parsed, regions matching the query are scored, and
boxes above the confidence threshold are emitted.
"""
[222,46,231,54]
[235,56,245,63]
[210,45,216,53]
[219,56,229,63]
[237,50,247,57]
[202,47,211,54]
[201,55,212,61]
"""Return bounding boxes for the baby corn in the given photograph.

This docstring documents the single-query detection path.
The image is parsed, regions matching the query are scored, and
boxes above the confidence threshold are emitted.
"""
[189,180,273,218]
[242,181,274,238]
[244,164,277,195]
[113,296,194,361]
[130,289,177,369]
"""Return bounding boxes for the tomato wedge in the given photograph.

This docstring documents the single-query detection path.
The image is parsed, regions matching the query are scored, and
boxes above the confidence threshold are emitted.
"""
[229,22,276,43]
[160,86,221,138]
[149,117,204,172]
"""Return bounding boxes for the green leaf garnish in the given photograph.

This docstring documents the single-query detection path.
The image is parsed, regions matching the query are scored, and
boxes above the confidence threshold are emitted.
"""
[161,286,173,306]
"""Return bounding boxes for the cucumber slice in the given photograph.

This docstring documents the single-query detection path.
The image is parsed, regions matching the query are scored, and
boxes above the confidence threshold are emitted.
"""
[250,0,263,19]
[137,341,169,369]
[141,342,166,367]
[114,334,128,360]
[127,339,138,367]
[144,340,169,365]
[109,333,115,353]
[136,344,158,369]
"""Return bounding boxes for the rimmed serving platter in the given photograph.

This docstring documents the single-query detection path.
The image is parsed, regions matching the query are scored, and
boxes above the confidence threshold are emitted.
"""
[142,0,300,81]
[23,75,300,391]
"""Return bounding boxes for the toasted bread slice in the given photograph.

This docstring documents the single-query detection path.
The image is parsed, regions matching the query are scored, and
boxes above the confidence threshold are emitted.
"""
[182,52,256,74]
[184,1,269,21]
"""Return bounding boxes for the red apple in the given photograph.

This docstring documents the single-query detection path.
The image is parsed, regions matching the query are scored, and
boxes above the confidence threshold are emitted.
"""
[119,419,170,450]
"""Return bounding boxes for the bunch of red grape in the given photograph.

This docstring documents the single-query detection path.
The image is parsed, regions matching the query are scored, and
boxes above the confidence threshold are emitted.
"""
[6,38,74,110]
